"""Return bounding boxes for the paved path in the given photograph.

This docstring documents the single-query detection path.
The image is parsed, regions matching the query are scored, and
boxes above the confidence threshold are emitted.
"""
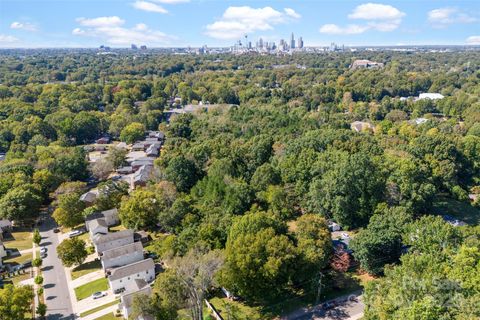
[284,292,364,320]
[81,304,118,320]
[39,215,75,320]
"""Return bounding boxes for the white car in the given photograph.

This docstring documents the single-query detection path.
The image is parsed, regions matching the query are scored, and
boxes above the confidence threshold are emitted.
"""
[40,247,47,254]
[67,229,84,238]
[92,291,107,299]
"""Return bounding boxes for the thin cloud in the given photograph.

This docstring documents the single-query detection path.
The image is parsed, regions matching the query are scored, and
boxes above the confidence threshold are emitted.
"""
[428,7,477,28]
[0,34,18,44]
[10,21,37,32]
[72,16,175,46]
[320,2,405,35]
[151,0,189,3]
[466,36,480,45]
[205,6,301,40]
[132,1,168,14]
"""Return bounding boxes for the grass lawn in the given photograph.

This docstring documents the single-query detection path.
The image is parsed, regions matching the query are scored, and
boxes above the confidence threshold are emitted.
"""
[74,277,109,301]
[109,225,125,232]
[432,196,480,225]
[71,259,102,280]
[4,251,33,265]
[93,313,121,320]
[209,297,264,320]
[3,229,33,251]
[11,271,33,285]
[79,299,120,317]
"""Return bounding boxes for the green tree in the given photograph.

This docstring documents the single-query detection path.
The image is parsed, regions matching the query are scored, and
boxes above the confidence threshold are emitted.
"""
[56,238,88,267]
[32,258,43,268]
[294,214,333,283]
[351,206,412,275]
[119,189,160,229]
[36,302,47,318]
[33,228,41,245]
[52,192,85,227]
[221,211,296,301]
[34,275,44,285]
[0,185,42,222]
[164,155,199,192]
[308,153,385,229]
[120,122,144,144]
[0,284,34,320]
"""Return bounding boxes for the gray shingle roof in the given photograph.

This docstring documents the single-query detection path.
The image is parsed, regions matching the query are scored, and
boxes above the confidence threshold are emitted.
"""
[101,242,143,260]
[108,258,155,281]
[93,229,134,245]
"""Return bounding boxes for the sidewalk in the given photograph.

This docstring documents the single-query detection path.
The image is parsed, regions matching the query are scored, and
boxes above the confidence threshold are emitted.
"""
[80,304,118,320]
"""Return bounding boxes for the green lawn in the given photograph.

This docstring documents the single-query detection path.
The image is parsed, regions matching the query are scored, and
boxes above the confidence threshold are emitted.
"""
[109,225,125,232]
[209,297,263,320]
[71,260,102,280]
[432,196,480,225]
[3,229,33,251]
[93,313,121,320]
[80,299,120,317]
[74,277,109,301]
[3,251,33,266]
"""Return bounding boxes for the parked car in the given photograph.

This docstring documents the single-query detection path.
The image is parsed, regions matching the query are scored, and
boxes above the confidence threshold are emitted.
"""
[40,247,47,254]
[67,229,85,238]
[113,288,125,294]
[92,291,107,299]
[40,252,47,259]
[53,228,60,233]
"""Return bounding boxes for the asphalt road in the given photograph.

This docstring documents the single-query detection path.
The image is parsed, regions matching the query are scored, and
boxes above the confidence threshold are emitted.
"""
[38,214,75,320]
[285,293,364,320]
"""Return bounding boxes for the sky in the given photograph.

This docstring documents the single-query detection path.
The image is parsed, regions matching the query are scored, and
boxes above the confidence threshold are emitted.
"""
[0,0,479,48]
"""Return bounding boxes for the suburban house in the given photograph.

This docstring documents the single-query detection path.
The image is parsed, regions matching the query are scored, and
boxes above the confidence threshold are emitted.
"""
[107,258,155,292]
[417,93,444,100]
[351,121,374,132]
[93,229,134,254]
[0,241,6,266]
[87,219,108,237]
[100,242,144,270]
[80,189,99,206]
[85,208,120,229]
[0,219,12,231]
[132,165,153,188]
[350,59,384,70]
[120,279,153,320]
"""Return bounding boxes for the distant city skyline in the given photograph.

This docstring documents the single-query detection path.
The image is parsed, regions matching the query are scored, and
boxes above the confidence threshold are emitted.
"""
[1,0,479,48]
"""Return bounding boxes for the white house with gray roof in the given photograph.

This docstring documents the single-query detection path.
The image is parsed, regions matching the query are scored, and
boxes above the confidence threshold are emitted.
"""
[100,242,144,271]
[107,258,155,292]
[120,279,152,319]
[93,229,134,254]
[87,219,108,237]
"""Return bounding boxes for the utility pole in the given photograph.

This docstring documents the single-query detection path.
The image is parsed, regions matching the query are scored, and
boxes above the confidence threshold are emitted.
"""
[315,272,323,306]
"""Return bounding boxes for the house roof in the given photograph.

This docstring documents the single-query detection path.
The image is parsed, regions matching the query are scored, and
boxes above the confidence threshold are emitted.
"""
[121,280,152,309]
[133,165,153,183]
[93,229,134,245]
[102,208,118,219]
[80,189,99,203]
[87,218,108,231]
[101,242,143,261]
[108,258,155,281]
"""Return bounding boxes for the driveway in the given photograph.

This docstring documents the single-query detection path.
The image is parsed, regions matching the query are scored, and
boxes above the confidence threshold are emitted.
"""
[39,214,75,320]
[284,293,364,320]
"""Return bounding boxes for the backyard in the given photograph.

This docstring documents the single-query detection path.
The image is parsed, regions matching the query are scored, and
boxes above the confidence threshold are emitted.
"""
[2,228,33,251]
[432,196,480,225]
[71,259,102,280]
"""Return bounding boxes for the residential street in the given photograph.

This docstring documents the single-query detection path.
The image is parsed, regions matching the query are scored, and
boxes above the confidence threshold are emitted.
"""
[285,293,364,320]
[39,214,75,320]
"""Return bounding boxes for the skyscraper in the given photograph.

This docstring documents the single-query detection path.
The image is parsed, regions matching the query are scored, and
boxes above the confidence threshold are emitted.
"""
[297,37,304,49]
[290,33,295,49]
